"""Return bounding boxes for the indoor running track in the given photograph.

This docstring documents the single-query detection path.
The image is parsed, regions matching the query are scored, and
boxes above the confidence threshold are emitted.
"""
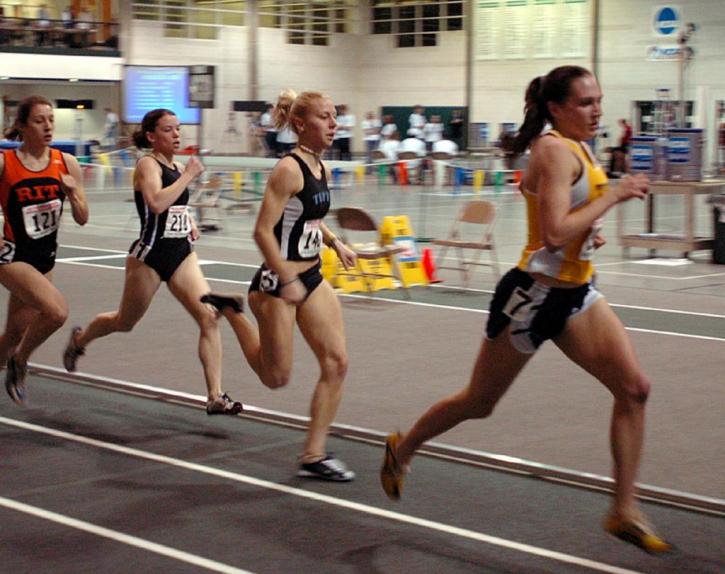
[1,375,723,574]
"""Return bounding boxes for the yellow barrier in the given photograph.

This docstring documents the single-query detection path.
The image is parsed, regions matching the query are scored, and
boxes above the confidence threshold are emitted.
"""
[380,215,428,287]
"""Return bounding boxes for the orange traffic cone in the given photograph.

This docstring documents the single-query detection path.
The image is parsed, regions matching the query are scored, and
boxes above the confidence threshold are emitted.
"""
[398,161,409,186]
[422,248,441,283]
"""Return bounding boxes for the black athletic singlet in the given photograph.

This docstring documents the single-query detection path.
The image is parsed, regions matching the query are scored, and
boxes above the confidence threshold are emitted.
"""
[273,153,331,261]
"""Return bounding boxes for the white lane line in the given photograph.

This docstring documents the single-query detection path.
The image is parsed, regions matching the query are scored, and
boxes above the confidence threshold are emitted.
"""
[612,303,725,319]
[61,244,130,254]
[58,261,126,271]
[0,496,253,574]
[56,254,128,263]
[0,416,641,574]
[626,327,725,342]
[55,246,725,335]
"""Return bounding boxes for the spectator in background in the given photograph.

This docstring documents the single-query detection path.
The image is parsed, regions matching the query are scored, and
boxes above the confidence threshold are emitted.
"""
[380,114,398,142]
[448,109,465,150]
[274,91,298,157]
[334,104,354,161]
[361,111,381,172]
[399,128,426,184]
[423,115,444,152]
[408,105,426,136]
[77,5,92,29]
[432,136,459,156]
[76,4,93,48]
[0,7,9,46]
[61,4,73,29]
[719,117,725,172]
[35,4,51,46]
[378,131,400,184]
[102,107,119,149]
[259,103,277,158]
[608,118,632,178]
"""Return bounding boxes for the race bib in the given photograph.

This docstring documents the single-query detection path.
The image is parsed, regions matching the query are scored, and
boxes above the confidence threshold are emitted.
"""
[502,286,535,321]
[298,219,323,258]
[165,205,191,238]
[260,268,279,293]
[0,239,16,264]
[22,199,62,239]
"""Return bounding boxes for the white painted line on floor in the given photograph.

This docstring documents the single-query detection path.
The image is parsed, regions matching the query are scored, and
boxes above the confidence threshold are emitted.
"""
[56,254,128,263]
[62,244,130,254]
[626,327,725,342]
[0,416,640,574]
[633,258,693,267]
[612,303,725,319]
[59,261,126,271]
[0,495,253,574]
[56,244,725,333]
[597,269,725,281]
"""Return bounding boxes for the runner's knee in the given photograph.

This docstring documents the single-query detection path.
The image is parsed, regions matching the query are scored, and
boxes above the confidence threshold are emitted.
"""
[320,349,348,383]
[44,300,68,328]
[260,367,291,390]
[115,313,141,333]
[616,373,650,406]
[196,309,220,334]
[467,400,495,420]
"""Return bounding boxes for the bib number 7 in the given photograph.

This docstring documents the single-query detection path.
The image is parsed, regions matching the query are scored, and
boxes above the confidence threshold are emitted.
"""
[502,286,535,321]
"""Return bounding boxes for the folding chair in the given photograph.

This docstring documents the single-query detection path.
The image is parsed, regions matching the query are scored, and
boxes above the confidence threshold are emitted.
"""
[335,207,410,298]
[189,174,226,232]
[432,200,500,287]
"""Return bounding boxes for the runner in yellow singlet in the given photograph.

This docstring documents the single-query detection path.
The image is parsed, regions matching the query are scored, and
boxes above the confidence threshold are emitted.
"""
[380,65,672,554]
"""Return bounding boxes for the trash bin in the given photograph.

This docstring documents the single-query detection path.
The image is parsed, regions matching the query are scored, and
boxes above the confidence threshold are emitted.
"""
[708,194,725,264]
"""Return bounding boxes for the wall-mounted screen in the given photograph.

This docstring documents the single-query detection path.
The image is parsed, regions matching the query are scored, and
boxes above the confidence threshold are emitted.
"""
[123,66,201,124]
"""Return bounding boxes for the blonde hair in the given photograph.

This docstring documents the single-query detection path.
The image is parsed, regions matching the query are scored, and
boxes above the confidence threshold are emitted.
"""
[273,89,329,134]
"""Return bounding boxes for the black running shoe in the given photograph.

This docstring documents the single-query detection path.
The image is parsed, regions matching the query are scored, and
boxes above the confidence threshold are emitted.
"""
[297,454,355,482]
[201,293,244,314]
[206,392,243,415]
[5,356,27,405]
[63,326,85,372]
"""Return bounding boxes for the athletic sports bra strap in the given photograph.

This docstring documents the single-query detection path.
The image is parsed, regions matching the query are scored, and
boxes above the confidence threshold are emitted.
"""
[287,152,326,183]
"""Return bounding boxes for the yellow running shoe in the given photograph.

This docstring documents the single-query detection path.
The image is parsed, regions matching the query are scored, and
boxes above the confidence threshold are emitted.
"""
[603,513,673,554]
[380,432,406,500]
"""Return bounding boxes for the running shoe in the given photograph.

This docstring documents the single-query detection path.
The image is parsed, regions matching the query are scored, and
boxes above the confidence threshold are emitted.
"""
[603,513,673,554]
[297,454,355,482]
[62,326,85,372]
[200,293,244,314]
[5,356,27,405]
[206,392,243,415]
[380,432,406,500]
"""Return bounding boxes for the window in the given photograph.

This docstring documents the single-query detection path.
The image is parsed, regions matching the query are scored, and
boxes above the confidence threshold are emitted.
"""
[133,0,161,20]
[131,1,355,44]
[446,1,463,31]
[372,6,392,34]
[259,1,355,46]
[371,0,465,48]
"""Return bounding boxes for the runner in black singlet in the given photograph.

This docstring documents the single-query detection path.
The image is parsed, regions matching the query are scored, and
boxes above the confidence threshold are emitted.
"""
[202,90,359,481]
[62,108,243,415]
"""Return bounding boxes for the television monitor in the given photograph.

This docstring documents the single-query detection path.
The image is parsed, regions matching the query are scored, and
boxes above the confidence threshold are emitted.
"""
[123,66,201,124]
